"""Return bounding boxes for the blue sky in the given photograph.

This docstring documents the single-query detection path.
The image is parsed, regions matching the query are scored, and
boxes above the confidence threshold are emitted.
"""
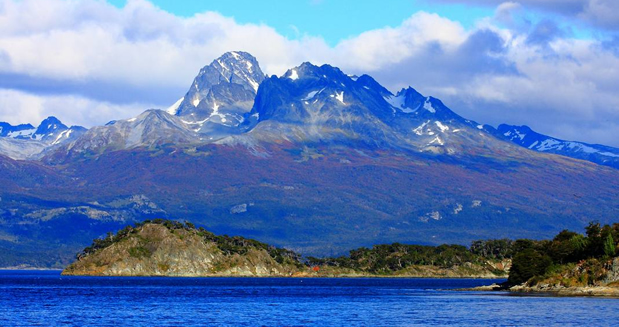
[107,0,494,45]
[0,0,618,146]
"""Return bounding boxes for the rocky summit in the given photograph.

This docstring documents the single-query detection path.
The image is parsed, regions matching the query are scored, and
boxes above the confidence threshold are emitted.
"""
[1,51,619,268]
[62,221,302,277]
[172,51,266,138]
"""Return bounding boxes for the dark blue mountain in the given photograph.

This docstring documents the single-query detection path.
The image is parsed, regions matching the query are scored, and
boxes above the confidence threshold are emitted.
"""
[497,124,619,169]
[240,61,498,156]
[33,116,67,141]
[0,122,36,139]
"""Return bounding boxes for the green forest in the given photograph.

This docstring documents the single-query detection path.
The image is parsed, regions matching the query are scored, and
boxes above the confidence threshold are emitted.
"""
[506,222,619,286]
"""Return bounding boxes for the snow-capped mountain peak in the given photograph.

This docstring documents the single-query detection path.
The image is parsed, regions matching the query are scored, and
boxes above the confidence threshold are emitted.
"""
[0,122,36,139]
[497,124,619,168]
[33,116,67,141]
[0,117,87,160]
[173,51,266,137]
[0,116,86,143]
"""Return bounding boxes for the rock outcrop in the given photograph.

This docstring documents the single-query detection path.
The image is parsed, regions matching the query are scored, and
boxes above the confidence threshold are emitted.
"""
[467,257,619,297]
[62,221,301,277]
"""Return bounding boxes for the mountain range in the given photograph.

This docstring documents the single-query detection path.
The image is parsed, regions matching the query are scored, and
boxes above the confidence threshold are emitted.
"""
[1,51,618,268]
[0,116,86,160]
[495,124,619,169]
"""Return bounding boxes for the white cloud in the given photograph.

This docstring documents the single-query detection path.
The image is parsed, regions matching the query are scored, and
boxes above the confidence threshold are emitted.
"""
[0,0,618,146]
[332,12,467,71]
[436,0,619,30]
[0,89,152,127]
[0,0,324,86]
[494,2,523,27]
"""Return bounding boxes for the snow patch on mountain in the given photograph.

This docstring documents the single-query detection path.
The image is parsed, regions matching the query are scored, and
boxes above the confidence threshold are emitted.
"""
[384,94,418,114]
[332,91,345,104]
[303,90,321,101]
[229,51,241,60]
[167,97,184,115]
[289,69,299,80]
[536,139,562,151]
[435,121,449,132]
[7,128,36,138]
[413,121,430,136]
[503,129,526,140]
[429,136,444,146]
[423,98,436,113]
[51,129,73,146]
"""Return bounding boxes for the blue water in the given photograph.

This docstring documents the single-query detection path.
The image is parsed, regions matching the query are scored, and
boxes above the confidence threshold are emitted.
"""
[0,271,617,326]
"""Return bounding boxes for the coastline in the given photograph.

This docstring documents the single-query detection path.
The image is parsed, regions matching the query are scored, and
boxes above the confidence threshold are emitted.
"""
[509,284,619,297]
[0,267,63,271]
[59,270,507,279]
[462,283,619,298]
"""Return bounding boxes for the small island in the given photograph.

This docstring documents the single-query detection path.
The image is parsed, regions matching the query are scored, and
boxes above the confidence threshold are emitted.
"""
[470,222,619,297]
[63,219,511,278]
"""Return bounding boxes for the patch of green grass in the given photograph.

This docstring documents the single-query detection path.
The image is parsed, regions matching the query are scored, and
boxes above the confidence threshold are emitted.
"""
[129,246,151,258]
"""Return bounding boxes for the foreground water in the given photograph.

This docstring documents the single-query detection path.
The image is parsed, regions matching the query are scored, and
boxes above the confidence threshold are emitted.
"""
[1,270,617,326]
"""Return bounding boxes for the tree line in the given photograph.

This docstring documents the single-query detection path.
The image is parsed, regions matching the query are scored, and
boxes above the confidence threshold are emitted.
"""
[507,221,619,285]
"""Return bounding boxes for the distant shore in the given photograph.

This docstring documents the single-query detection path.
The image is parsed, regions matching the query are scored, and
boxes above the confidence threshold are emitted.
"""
[60,269,507,279]
[0,267,63,271]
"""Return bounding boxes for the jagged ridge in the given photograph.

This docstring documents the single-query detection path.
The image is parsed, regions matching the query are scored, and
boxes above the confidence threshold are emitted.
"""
[497,124,619,169]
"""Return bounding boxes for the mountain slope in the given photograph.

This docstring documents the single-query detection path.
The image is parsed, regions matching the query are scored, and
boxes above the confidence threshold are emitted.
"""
[0,117,86,160]
[497,124,619,169]
[46,110,202,161]
[7,140,619,262]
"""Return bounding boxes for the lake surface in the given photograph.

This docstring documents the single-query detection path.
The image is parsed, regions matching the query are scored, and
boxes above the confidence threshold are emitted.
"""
[1,270,617,326]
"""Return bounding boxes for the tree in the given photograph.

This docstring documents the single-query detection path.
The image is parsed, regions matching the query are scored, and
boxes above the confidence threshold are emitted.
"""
[585,221,604,257]
[549,231,585,264]
[604,234,616,257]
[508,248,552,285]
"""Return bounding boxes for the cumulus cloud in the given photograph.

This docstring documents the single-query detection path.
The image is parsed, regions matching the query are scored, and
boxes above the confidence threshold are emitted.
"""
[0,0,618,147]
[0,0,332,126]
[331,12,467,72]
[435,0,619,30]
[0,89,151,127]
[526,20,567,46]
[0,0,327,87]
[494,2,524,27]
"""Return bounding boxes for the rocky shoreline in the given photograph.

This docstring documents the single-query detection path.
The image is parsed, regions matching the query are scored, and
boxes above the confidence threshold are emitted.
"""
[463,283,619,298]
